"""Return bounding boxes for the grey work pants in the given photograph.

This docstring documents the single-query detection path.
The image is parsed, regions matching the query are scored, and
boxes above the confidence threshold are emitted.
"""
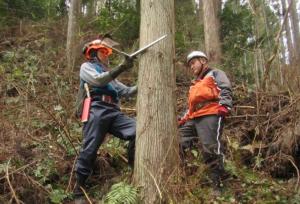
[179,115,225,181]
[75,101,136,178]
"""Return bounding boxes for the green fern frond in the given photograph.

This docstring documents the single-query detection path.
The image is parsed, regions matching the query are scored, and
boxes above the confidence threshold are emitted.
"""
[105,182,138,204]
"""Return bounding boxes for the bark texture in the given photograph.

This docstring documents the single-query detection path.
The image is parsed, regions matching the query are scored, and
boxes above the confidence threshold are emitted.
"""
[202,0,222,64]
[290,0,300,62]
[134,0,179,203]
[66,0,81,72]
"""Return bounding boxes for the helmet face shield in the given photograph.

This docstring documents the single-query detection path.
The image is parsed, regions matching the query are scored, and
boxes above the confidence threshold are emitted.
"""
[187,51,208,65]
[83,39,113,60]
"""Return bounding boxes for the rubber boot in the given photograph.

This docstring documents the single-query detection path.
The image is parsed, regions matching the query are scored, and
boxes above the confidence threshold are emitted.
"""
[210,168,223,196]
[127,140,135,168]
[206,156,224,197]
[74,174,87,200]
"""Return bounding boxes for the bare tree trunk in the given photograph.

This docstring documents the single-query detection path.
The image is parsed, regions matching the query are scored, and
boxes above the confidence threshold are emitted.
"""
[290,0,300,62]
[66,0,81,72]
[134,0,179,203]
[86,0,96,18]
[198,0,203,25]
[280,34,287,64]
[281,0,294,64]
[202,0,222,64]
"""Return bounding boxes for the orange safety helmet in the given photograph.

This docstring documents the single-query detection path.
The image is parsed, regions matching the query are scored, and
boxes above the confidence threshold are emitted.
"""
[82,39,113,60]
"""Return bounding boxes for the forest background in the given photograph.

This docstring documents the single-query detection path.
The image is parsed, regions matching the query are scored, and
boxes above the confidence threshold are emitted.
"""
[1,0,300,203]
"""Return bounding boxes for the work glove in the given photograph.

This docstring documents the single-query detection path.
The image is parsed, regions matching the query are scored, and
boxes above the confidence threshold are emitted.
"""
[110,56,135,79]
[177,117,187,127]
[120,56,134,70]
[218,105,230,117]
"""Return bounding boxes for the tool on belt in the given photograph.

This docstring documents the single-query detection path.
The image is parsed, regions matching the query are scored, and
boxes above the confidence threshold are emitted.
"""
[81,83,91,123]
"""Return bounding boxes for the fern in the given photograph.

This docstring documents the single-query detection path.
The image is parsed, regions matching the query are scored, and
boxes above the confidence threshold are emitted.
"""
[105,182,138,204]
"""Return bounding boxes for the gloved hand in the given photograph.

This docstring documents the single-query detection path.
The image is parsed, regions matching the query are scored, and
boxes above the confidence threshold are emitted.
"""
[218,105,230,117]
[177,117,186,127]
[110,56,135,79]
[120,56,134,70]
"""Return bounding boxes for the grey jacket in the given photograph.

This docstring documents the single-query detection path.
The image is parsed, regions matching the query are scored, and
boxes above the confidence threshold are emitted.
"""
[75,61,137,116]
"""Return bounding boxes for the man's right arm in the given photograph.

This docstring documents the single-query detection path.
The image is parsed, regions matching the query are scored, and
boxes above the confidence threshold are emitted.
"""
[80,62,113,87]
[80,57,134,87]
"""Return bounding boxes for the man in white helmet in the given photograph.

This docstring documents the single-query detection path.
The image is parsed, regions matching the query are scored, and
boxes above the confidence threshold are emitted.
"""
[178,50,233,194]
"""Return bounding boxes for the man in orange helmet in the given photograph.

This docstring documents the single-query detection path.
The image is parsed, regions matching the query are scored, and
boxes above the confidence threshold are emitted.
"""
[178,51,233,194]
[74,37,137,199]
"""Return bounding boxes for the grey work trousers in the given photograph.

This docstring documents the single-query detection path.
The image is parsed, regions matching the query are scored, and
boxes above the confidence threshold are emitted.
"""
[179,115,225,181]
[75,101,136,179]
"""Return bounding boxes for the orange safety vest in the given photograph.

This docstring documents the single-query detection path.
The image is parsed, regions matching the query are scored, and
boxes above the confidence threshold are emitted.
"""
[186,75,221,119]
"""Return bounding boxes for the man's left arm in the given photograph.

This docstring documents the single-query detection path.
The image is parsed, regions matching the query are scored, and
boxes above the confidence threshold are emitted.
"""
[214,70,233,110]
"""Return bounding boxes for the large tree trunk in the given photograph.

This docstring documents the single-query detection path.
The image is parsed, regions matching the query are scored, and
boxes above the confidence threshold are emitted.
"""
[202,0,222,64]
[290,0,300,62]
[66,0,81,72]
[213,0,222,14]
[134,0,179,203]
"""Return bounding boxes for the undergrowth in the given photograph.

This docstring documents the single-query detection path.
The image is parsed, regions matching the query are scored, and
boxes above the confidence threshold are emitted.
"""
[1,20,300,204]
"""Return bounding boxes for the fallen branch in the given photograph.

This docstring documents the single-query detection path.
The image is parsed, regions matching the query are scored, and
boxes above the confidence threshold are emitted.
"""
[66,156,77,192]
[0,159,39,181]
[143,164,163,200]
[6,159,21,204]
[11,82,79,156]
[283,154,300,191]
[24,174,51,194]
[80,186,93,204]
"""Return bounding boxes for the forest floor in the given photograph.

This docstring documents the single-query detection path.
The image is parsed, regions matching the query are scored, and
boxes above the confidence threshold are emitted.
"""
[1,21,300,203]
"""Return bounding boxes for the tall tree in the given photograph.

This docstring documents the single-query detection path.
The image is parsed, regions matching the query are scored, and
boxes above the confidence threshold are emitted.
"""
[66,0,81,72]
[134,0,179,203]
[281,0,294,64]
[202,0,222,64]
[198,0,203,25]
[86,0,96,18]
[290,0,300,62]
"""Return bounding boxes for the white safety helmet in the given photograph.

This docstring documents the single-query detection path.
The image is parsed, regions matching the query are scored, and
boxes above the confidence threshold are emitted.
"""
[186,51,208,65]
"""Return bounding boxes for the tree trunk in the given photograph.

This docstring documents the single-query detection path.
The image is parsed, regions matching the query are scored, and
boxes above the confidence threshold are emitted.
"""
[281,0,294,64]
[134,0,179,203]
[290,0,300,62]
[86,0,96,18]
[202,0,222,64]
[213,0,222,14]
[198,0,203,25]
[279,0,286,64]
[66,0,81,72]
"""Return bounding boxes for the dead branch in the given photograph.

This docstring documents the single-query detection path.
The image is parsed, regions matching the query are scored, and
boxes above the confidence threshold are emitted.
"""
[6,159,22,204]
[66,156,77,192]
[283,154,300,191]
[11,82,79,156]
[24,174,51,194]
[80,186,93,204]
[0,159,39,181]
